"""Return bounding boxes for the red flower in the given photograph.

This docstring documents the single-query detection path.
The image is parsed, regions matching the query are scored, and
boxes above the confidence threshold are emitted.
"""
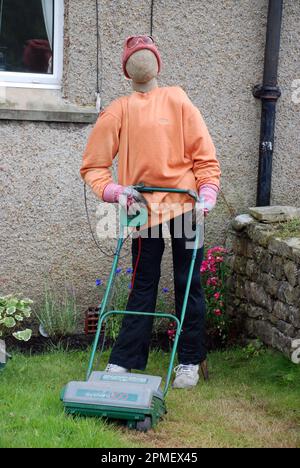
[167,329,176,341]
[200,260,209,273]
[208,246,228,255]
[214,309,222,316]
[207,277,218,287]
[215,256,224,263]
[214,292,221,300]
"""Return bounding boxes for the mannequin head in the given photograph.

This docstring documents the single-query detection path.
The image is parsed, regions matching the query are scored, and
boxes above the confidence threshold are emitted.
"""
[122,36,162,93]
[126,50,158,82]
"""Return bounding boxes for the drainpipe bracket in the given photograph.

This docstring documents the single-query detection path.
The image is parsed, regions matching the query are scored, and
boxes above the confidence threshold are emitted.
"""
[253,84,281,101]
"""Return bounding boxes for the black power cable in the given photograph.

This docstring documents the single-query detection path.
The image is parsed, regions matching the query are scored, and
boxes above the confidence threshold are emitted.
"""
[95,0,103,113]
[150,0,154,36]
[84,183,114,257]
[83,183,133,259]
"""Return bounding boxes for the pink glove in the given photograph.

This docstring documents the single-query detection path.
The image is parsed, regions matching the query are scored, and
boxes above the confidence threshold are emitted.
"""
[103,183,128,203]
[103,183,147,215]
[199,183,219,217]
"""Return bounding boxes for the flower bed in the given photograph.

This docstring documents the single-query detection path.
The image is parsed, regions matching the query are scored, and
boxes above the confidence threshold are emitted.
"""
[8,245,235,355]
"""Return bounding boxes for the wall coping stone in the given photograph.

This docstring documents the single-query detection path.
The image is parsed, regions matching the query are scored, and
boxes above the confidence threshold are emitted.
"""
[248,206,300,223]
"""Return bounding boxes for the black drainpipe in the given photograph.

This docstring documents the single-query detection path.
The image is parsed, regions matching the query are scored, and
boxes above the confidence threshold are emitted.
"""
[253,0,283,206]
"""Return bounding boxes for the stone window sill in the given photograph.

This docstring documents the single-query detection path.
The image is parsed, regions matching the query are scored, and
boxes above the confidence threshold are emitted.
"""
[0,86,98,124]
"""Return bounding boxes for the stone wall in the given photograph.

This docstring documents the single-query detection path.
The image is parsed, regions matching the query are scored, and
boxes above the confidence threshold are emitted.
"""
[226,207,300,363]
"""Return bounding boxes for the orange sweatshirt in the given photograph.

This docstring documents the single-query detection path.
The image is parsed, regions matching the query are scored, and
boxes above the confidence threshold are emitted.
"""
[80,86,221,226]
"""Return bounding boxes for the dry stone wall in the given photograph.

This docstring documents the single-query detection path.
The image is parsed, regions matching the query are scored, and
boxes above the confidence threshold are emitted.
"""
[225,207,300,363]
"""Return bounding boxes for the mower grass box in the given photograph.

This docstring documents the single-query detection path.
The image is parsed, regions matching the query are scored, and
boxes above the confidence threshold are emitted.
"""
[61,371,166,430]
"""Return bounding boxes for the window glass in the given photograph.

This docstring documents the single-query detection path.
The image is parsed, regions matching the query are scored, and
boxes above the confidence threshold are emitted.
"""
[0,0,54,74]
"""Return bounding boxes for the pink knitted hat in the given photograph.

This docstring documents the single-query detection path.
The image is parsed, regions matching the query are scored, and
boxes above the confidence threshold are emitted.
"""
[122,35,162,79]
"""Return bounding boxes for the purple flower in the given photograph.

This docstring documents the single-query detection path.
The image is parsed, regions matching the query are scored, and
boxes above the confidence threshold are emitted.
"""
[95,279,102,286]
[128,283,132,290]
[126,268,133,274]
[116,268,122,274]
[162,288,169,293]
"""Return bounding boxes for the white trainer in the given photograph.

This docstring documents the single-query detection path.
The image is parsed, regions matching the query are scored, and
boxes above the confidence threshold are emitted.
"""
[105,363,129,373]
[172,364,200,389]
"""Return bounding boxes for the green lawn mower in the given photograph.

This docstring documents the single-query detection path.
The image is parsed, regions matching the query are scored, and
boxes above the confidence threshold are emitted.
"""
[61,186,203,432]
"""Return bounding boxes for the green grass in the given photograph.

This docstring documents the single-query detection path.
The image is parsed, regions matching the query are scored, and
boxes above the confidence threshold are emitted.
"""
[0,348,299,448]
[273,218,300,239]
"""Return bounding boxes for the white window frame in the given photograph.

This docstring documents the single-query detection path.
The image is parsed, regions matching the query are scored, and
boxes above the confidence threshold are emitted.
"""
[0,0,64,89]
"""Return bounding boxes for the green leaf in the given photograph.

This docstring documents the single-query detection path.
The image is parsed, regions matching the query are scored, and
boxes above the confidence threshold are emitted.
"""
[15,315,24,322]
[22,298,33,305]
[18,301,32,310]
[6,306,16,315]
[6,299,18,308]
[13,329,32,341]
[22,308,31,318]
[3,317,16,328]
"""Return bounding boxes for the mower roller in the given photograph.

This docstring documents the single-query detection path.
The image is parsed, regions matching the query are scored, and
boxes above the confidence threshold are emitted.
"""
[61,185,203,432]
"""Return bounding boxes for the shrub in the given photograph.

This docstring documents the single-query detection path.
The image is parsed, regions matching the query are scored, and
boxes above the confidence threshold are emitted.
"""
[0,295,33,341]
[35,281,80,338]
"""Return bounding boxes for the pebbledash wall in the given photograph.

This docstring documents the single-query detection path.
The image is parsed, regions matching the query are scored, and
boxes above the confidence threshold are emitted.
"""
[0,1,300,313]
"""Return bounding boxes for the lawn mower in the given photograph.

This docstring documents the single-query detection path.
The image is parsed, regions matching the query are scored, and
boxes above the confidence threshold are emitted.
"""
[61,186,204,432]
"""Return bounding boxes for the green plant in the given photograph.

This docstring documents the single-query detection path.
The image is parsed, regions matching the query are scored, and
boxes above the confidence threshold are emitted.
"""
[107,269,129,341]
[0,295,33,341]
[35,281,80,338]
[95,268,132,342]
[95,270,173,342]
[201,246,230,343]
[242,339,265,359]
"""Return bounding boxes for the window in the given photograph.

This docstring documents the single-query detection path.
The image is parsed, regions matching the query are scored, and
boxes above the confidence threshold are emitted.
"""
[0,0,63,87]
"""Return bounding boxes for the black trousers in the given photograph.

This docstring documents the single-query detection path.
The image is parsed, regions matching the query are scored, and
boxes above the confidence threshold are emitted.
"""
[109,212,206,370]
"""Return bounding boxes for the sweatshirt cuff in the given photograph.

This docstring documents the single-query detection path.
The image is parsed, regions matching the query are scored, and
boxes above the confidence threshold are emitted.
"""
[198,182,220,194]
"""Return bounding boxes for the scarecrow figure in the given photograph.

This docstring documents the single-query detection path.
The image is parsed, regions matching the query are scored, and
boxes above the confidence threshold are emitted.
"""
[81,36,221,388]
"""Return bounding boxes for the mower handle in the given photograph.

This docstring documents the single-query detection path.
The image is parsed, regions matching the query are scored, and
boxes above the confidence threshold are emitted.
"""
[133,183,199,202]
